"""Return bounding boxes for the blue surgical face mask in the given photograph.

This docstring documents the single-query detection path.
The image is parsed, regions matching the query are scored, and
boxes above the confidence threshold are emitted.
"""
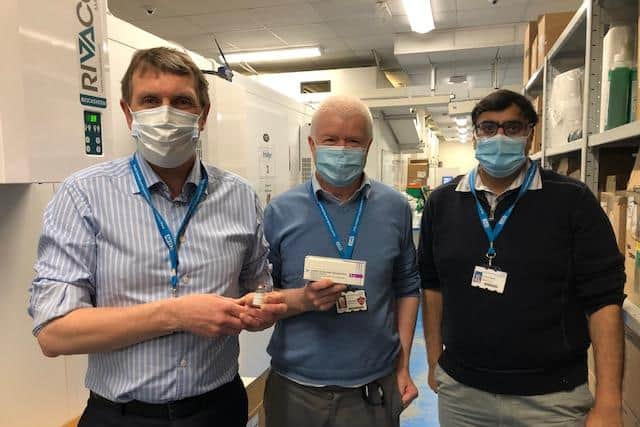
[475,134,527,178]
[315,145,366,187]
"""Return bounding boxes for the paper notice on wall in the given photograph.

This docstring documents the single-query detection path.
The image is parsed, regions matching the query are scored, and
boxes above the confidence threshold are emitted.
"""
[258,177,274,206]
[259,147,274,178]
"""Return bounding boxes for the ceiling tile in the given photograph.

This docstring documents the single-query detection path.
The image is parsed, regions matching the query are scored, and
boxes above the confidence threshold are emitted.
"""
[187,10,264,33]
[250,3,324,27]
[456,6,526,27]
[430,0,458,13]
[392,15,412,33]
[433,10,458,29]
[214,30,288,50]
[326,17,395,38]
[128,16,209,37]
[107,0,181,21]
[310,0,377,20]
[170,34,219,52]
[456,0,527,12]
[269,23,338,44]
[154,0,310,16]
[346,35,395,51]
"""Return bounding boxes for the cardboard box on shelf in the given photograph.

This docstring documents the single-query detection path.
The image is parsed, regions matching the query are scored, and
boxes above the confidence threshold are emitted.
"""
[556,156,580,176]
[537,12,575,62]
[407,160,428,187]
[600,192,627,254]
[531,35,539,74]
[246,371,268,427]
[530,96,543,155]
[523,21,538,85]
[625,192,640,306]
[628,148,640,191]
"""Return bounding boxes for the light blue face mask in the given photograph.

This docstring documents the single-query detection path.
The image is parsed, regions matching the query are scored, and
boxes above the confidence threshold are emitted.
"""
[475,134,528,178]
[315,146,366,187]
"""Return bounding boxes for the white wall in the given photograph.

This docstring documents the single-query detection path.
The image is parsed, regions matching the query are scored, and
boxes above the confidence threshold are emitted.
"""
[436,140,477,184]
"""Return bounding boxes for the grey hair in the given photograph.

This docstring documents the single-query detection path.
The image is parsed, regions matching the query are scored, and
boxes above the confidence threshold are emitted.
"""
[310,95,374,139]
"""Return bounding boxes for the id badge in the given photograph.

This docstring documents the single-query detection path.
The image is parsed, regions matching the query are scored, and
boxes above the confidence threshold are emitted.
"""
[336,290,368,313]
[471,266,507,294]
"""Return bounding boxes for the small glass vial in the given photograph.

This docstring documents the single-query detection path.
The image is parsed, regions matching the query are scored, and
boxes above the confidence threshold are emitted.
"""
[253,283,270,307]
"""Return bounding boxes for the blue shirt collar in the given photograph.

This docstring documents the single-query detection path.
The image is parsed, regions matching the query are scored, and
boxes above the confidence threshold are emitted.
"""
[130,152,205,198]
[311,172,372,204]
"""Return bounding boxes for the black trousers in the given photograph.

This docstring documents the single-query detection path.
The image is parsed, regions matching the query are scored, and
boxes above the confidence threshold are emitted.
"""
[78,375,248,427]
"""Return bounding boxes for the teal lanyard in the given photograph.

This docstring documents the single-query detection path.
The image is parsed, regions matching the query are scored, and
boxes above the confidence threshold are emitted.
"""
[130,157,208,295]
[309,182,366,260]
[469,164,536,266]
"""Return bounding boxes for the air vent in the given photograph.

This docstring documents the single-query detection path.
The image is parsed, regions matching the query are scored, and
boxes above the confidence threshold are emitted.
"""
[300,80,331,94]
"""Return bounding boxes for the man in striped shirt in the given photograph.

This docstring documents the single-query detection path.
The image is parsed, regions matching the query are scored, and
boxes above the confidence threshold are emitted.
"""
[28,47,286,427]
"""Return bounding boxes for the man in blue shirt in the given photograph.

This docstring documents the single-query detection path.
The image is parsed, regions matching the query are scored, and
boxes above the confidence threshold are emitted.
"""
[28,47,286,427]
[263,95,421,427]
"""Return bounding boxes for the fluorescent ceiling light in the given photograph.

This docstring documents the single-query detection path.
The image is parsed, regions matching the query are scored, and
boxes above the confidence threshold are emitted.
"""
[448,74,468,84]
[402,0,435,34]
[223,47,321,63]
[458,127,469,134]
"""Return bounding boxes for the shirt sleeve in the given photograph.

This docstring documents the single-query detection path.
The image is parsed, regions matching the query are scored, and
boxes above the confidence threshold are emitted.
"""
[262,203,282,289]
[392,200,421,298]
[28,181,97,335]
[418,195,440,290]
[238,193,273,295]
[571,184,626,314]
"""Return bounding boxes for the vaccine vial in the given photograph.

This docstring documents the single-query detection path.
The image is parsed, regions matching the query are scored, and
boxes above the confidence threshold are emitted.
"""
[253,283,270,307]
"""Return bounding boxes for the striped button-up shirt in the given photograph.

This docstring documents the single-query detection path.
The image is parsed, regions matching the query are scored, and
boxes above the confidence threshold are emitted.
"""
[29,153,271,403]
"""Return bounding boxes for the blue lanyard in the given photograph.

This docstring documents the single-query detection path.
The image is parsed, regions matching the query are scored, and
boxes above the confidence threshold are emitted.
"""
[310,183,366,260]
[469,163,536,265]
[130,157,208,295]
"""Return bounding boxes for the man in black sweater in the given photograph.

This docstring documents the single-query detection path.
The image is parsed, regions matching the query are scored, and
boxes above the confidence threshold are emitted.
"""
[418,89,625,427]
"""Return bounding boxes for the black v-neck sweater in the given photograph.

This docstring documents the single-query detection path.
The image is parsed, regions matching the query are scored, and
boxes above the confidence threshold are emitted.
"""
[419,167,625,395]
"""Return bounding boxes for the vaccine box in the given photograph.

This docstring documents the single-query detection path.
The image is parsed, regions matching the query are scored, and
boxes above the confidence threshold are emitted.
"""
[303,256,366,287]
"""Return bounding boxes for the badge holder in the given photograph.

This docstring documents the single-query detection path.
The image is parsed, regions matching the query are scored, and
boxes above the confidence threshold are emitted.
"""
[471,243,508,294]
[336,286,368,314]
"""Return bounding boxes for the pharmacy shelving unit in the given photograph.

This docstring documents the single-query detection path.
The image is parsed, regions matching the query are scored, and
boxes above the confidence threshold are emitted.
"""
[525,0,639,189]
[525,1,640,419]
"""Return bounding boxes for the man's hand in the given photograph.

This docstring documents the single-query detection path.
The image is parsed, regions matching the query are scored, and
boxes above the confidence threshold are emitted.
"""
[396,368,419,407]
[585,404,623,427]
[172,294,246,337]
[237,291,288,331]
[427,364,438,393]
[303,279,347,311]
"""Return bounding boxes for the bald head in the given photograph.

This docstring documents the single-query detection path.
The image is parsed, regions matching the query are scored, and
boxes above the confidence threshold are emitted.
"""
[311,95,373,140]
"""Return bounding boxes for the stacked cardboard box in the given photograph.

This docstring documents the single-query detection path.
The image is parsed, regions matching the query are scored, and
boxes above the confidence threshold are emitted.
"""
[537,12,575,67]
[625,149,640,307]
[555,156,581,179]
[523,21,538,85]
[246,371,269,427]
[529,96,543,155]
[407,160,428,187]
[601,192,628,254]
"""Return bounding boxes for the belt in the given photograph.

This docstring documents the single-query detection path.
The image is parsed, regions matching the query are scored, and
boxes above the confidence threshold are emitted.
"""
[89,374,242,419]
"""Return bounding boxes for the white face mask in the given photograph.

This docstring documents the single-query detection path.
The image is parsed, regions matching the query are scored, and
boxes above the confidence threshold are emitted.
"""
[130,105,201,168]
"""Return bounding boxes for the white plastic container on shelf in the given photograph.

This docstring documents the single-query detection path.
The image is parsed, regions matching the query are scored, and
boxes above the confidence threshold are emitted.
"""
[548,67,583,146]
[599,25,636,131]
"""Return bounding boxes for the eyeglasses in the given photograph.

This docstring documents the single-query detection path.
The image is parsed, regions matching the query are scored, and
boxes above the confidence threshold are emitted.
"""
[474,120,532,137]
